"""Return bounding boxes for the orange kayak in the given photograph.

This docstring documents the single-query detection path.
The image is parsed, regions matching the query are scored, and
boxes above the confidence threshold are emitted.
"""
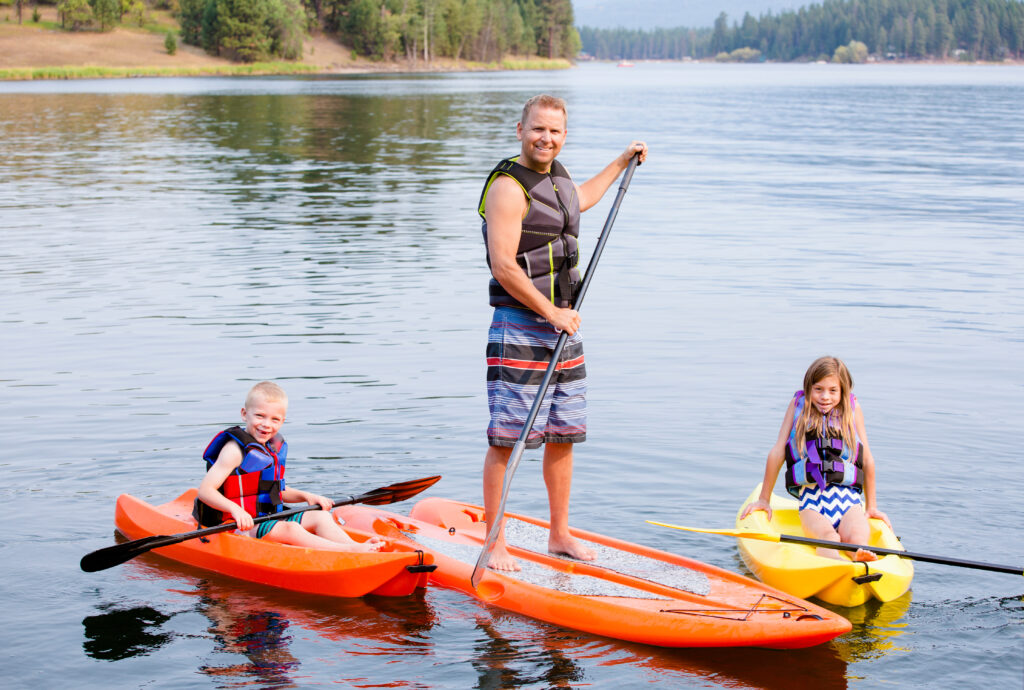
[335,497,851,648]
[114,489,434,597]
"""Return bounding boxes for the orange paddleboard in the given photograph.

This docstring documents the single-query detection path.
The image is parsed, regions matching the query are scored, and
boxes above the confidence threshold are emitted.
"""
[335,497,851,648]
[114,489,434,597]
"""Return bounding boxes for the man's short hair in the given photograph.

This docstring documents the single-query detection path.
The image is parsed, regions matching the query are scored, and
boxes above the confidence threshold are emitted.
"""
[521,94,567,125]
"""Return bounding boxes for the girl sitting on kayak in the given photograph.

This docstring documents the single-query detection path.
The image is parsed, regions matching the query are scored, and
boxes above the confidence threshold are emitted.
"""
[195,381,383,552]
[740,356,889,561]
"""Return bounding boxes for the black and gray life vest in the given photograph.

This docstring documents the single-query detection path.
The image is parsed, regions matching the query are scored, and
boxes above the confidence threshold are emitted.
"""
[478,156,582,309]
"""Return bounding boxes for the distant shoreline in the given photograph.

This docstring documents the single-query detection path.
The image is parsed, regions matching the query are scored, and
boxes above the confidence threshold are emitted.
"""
[1,8,1017,82]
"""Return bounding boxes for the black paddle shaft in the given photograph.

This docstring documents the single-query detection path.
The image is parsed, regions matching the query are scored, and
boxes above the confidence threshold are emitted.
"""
[471,154,641,587]
[778,533,1024,575]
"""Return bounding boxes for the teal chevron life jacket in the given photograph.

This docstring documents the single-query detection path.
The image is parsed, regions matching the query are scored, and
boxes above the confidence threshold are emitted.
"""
[784,391,863,498]
[479,156,581,309]
[192,426,287,527]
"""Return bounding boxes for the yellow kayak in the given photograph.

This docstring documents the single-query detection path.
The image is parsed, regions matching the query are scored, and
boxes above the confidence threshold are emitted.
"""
[735,484,913,607]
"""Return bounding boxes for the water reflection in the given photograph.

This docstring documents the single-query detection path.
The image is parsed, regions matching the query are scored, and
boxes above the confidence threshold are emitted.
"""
[199,595,299,686]
[827,590,913,663]
[471,616,584,689]
[82,604,174,661]
[103,554,441,685]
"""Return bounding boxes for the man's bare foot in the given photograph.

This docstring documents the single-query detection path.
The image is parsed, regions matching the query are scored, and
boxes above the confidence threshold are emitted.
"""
[487,543,521,571]
[852,548,878,562]
[548,534,596,561]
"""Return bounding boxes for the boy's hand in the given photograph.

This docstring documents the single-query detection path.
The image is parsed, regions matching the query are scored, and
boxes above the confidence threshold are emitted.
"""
[231,507,254,531]
[305,492,334,512]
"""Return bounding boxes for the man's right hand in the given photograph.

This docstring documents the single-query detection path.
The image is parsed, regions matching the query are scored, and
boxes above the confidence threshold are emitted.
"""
[547,307,581,335]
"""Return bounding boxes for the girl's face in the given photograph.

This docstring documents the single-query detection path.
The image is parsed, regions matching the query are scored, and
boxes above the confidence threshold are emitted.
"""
[809,375,842,415]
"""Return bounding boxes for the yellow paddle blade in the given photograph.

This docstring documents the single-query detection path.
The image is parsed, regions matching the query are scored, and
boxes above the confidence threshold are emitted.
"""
[645,520,783,543]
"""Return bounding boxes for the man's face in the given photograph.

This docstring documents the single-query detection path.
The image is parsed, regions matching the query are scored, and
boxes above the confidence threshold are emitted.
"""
[516,105,567,173]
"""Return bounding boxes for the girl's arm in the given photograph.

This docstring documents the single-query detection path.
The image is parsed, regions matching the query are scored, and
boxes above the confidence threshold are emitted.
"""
[855,402,891,527]
[740,398,797,520]
[196,444,254,530]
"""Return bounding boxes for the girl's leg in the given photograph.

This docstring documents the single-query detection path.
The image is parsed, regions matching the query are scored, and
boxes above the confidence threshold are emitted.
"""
[838,505,877,561]
[799,508,847,560]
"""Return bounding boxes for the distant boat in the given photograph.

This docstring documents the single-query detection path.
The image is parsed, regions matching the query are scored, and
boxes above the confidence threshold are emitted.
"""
[617,60,635,67]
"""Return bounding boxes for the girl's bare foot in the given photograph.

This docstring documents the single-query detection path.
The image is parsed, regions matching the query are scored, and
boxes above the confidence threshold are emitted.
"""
[852,547,878,562]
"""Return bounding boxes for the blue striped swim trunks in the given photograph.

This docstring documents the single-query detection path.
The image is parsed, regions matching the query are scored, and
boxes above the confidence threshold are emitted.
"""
[798,484,864,529]
[486,306,586,449]
[250,511,304,539]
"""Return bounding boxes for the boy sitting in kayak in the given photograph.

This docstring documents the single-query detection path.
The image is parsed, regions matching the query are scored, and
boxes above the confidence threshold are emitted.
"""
[740,356,890,562]
[194,381,383,552]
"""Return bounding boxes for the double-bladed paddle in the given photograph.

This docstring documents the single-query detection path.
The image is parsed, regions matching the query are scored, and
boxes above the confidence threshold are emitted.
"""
[471,153,641,588]
[646,521,1023,575]
[81,475,441,573]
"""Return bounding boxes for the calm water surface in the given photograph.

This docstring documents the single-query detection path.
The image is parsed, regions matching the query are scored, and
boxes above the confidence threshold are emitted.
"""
[3,63,1022,688]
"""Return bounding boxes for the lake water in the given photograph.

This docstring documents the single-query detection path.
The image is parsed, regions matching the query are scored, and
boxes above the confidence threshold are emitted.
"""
[2,62,1022,688]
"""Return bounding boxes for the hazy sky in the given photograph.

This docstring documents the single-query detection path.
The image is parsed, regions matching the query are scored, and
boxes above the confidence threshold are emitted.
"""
[573,0,809,29]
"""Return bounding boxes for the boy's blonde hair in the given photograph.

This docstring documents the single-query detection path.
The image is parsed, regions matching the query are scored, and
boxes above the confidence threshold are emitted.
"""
[793,356,856,453]
[245,381,288,408]
[522,94,567,126]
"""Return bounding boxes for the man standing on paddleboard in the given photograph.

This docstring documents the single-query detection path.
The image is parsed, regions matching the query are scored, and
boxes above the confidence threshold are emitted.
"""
[479,94,647,570]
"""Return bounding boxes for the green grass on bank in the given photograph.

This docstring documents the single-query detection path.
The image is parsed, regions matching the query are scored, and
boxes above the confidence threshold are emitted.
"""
[0,57,573,81]
[500,57,572,70]
[0,62,323,80]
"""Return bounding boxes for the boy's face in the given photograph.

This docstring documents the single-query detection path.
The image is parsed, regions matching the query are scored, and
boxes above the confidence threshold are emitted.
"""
[240,395,287,444]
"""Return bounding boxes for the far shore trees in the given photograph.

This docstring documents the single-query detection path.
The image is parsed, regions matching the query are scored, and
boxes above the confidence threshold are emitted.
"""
[580,0,1024,62]
[175,0,580,64]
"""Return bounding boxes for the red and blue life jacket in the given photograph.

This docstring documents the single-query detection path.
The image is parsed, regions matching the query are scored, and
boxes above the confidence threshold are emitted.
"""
[192,426,287,527]
[784,391,863,498]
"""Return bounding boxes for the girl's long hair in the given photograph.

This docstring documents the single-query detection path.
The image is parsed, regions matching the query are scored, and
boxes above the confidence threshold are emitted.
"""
[793,356,857,454]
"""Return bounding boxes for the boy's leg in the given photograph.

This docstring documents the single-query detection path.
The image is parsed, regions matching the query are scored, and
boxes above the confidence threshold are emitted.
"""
[261,515,381,552]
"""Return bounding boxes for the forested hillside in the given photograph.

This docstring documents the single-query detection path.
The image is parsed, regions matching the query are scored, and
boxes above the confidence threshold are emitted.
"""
[39,0,579,63]
[580,0,1024,62]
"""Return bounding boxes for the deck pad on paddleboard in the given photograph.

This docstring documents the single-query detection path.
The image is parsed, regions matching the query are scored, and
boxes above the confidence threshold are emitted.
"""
[503,517,711,596]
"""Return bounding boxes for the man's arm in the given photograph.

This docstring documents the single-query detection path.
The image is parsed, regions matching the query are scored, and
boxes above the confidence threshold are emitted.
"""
[577,141,648,212]
[485,174,580,335]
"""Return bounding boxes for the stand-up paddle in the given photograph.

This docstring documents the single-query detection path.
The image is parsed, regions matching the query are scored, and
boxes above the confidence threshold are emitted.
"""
[471,153,641,588]
[81,475,441,572]
[646,521,1023,576]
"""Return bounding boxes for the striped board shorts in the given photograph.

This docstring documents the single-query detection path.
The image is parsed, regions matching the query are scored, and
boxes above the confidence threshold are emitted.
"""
[243,511,303,540]
[486,306,587,449]
[798,484,864,530]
